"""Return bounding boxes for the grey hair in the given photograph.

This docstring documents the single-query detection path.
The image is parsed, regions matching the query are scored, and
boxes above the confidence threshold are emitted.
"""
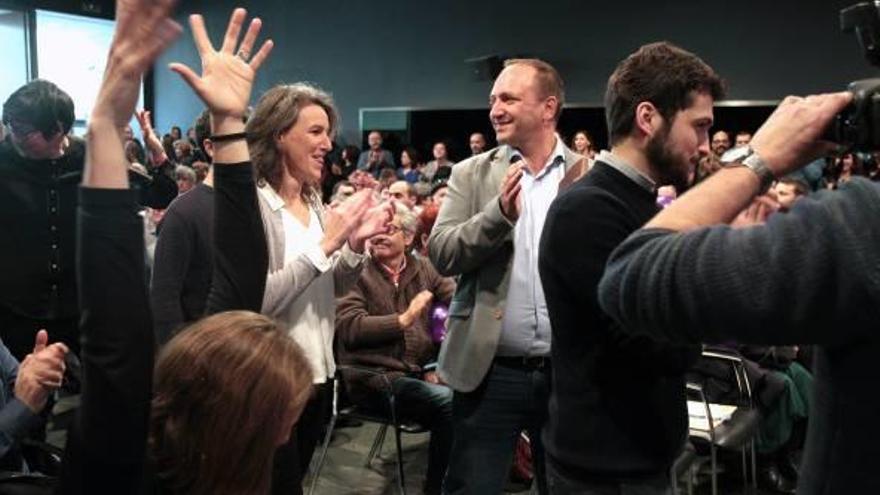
[175,165,196,183]
[246,83,339,191]
[394,202,419,236]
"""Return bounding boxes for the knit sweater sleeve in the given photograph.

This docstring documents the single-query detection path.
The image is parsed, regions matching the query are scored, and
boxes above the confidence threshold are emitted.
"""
[598,178,880,347]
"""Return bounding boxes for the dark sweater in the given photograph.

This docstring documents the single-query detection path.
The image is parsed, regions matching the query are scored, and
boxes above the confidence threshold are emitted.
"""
[150,183,214,344]
[539,161,699,481]
[336,253,455,402]
[599,177,880,495]
[59,162,267,494]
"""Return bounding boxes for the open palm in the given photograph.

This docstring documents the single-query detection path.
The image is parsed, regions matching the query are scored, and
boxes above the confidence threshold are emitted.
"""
[170,8,273,118]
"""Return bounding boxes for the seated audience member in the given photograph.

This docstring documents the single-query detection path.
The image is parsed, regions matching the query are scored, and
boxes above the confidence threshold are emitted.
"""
[827,152,863,189]
[773,177,809,212]
[377,165,398,189]
[413,204,439,257]
[357,130,395,171]
[340,145,359,176]
[151,109,217,345]
[0,331,67,471]
[711,129,731,157]
[430,181,448,209]
[336,203,455,495]
[175,165,196,194]
[192,160,209,182]
[737,344,813,491]
[399,146,422,183]
[173,139,195,166]
[349,168,379,191]
[329,180,356,207]
[570,129,596,162]
[388,180,416,209]
[422,141,454,182]
[61,5,314,494]
[735,130,752,147]
[125,139,146,167]
[469,132,487,156]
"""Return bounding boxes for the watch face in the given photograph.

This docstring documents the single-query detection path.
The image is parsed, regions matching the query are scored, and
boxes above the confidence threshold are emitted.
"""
[720,146,751,164]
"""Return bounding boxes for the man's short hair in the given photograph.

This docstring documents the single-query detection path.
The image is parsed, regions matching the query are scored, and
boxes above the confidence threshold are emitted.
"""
[778,177,809,196]
[604,42,726,146]
[503,58,565,122]
[2,79,75,137]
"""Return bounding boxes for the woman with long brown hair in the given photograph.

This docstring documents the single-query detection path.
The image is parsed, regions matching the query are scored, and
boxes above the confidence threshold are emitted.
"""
[61,4,313,494]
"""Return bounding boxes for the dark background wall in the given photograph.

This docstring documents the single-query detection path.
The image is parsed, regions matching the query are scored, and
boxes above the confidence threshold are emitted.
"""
[153,0,873,147]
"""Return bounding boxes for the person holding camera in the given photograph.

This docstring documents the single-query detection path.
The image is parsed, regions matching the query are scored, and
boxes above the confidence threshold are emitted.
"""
[596,81,879,493]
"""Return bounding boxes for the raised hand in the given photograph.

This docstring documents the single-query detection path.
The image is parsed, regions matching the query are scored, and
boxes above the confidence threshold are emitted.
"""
[93,0,182,128]
[15,330,69,413]
[170,8,273,119]
[135,110,167,163]
[86,0,182,189]
[750,92,852,177]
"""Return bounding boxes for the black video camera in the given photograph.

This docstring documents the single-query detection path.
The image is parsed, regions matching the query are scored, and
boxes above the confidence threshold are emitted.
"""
[828,2,880,151]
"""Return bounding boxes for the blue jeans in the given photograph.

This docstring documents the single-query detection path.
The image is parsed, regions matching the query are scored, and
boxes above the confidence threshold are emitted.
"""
[368,376,453,495]
[443,361,551,495]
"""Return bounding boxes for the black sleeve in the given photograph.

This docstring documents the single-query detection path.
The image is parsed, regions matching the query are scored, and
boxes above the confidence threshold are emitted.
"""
[204,162,268,315]
[598,178,880,347]
[150,207,190,345]
[60,188,154,494]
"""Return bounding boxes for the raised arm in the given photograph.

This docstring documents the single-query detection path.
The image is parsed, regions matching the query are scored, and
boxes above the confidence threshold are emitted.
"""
[169,8,274,315]
[597,91,877,348]
[63,0,181,492]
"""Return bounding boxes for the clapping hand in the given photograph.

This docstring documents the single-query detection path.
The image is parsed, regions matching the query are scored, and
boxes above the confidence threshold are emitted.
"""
[398,291,434,329]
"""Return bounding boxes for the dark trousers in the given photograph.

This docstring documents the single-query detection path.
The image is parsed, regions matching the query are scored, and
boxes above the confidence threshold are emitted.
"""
[392,377,453,494]
[443,361,551,495]
[272,381,333,495]
[546,459,671,495]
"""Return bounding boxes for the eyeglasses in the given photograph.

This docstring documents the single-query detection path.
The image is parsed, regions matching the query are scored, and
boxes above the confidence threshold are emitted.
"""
[386,224,409,235]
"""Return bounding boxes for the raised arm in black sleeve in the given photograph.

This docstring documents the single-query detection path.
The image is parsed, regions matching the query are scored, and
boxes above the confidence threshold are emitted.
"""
[204,162,268,315]
[61,187,154,494]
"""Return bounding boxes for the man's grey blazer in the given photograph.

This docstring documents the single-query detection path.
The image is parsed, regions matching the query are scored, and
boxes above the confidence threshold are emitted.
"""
[428,144,586,392]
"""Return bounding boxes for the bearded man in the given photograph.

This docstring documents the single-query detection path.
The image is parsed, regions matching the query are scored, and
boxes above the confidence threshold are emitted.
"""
[537,42,723,493]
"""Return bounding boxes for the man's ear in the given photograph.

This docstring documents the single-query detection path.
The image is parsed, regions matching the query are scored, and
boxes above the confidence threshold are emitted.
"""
[543,96,559,123]
[634,101,663,139]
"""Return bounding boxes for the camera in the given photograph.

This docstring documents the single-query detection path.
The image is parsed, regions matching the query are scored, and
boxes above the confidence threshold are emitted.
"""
[827,2,880,151]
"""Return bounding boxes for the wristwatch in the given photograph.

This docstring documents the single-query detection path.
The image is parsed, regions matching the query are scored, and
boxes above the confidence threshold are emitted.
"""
[720,145,775,194]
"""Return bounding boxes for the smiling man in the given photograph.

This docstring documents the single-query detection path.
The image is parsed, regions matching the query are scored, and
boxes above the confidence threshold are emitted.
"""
[429,58,585,494]
[538,42,723,493]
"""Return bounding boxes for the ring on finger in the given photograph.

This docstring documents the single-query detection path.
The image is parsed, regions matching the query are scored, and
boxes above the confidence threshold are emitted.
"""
[236,50,250,61]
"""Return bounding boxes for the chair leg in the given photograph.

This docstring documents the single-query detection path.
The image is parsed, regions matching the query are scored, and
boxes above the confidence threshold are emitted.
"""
[741,447,748,489]
[710,445,718,495]
[394,426,406,495]
[365,424,388,467]
[307,412,338,495]
[750,440,758,488]
[686,464,694,495]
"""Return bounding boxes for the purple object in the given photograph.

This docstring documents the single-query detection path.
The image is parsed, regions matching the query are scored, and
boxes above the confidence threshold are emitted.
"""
[430,304,449,343]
